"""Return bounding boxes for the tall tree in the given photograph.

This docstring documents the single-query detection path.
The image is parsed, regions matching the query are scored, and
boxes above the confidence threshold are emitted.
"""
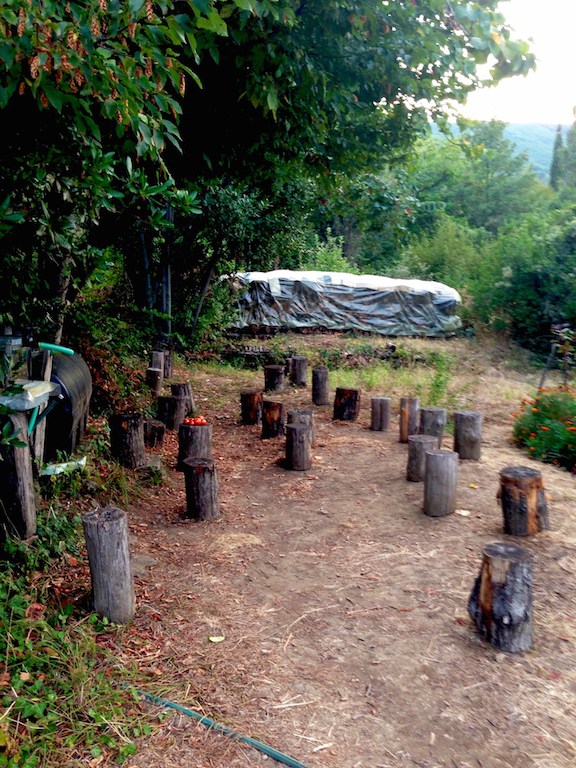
[550,124,565,191]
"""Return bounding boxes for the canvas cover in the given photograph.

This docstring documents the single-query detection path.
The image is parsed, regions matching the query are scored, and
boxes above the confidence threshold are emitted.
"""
[229,270,462,336]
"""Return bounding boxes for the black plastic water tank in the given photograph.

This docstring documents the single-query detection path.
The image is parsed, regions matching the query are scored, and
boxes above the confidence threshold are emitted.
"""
[44,353,92,461]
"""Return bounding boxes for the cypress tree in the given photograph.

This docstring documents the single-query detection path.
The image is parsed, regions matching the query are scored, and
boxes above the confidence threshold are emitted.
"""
[549,124,564,190]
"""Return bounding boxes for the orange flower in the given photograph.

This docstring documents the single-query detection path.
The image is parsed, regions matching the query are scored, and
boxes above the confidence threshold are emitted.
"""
[540,426,550,431]
[530,432,536,437]
[532,408,538,413]
[529,446,536,451]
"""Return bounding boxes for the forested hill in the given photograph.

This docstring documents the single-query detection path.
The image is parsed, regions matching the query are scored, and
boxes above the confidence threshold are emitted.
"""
[503,123,569,182]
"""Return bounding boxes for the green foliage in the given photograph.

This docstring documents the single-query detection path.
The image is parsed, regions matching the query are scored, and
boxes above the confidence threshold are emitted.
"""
[513,388,576,473]
[297,230,360,274]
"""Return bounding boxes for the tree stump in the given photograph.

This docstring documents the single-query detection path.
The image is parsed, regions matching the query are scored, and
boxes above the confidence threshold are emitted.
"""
[170,382,195,415]
[143,419,166,449]
[287,408,315,447]
[182,458,220,521]
[146,366,164,395]
[498,466,549,536]
[285,424,311,471]
[333,387,361,421]
[108,412,146,468]
[406,434,439,482]
[240,390,264,425]
[157,395,188,430]
[289,355,308,387]
[467,542,533,653]
[163,350,173,379]
[419,407,447,446]
[453,410,483,460]
[312,366,329,406]
[262,400,285,439]
[423,449,458,517]
[264,364,285,393]
[177,423,213,470]
[150,350,165,371]
[370,397,391,431]
[0,413,36,540]
[399,397,419,443]
[82,506,135,624]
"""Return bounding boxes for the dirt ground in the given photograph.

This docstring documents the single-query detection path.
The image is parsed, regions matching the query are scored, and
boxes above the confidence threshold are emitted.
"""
[119,336,576,768]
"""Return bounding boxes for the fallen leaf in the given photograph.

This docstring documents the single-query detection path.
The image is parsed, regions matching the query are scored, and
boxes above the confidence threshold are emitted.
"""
[208,635,225,643]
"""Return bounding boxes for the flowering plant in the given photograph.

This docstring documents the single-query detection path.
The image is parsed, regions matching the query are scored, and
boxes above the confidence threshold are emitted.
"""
[513,387,576,473]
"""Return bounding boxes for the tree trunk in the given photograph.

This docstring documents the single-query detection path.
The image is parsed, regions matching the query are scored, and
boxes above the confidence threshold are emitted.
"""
[468,542,533,653]
[108,412,146,468]
[262,400,285,439]
[240,390,264,425]
[419,407,447,446]
[0,413,36,540]
[285,424,311,471]
[289,355,308,387]
[177,423,213,470]
[312,366,329,406]
[82,506,135,624]
[399,397,419,443]
[333,387,361,421]
[453,410,483,460]
[423,449,458,517]
[146,367,163,396]
[264,365,285,393]
[406,434,439,482]
[498,466,549,536]
[143,419,166,449]
[170,383,195,415]
[287,408,315,447]
[182,459,220,521]
[370,397,391,431]
[157,395,187,430]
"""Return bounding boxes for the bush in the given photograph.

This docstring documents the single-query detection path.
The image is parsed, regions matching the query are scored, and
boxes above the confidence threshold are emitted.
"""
[512,387,576,472]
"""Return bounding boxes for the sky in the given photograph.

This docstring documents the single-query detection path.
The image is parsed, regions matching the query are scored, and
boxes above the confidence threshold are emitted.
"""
[461,0,576,125]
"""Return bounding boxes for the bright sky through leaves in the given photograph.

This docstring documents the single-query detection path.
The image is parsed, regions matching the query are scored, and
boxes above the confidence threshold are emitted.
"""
[462,0,576,125]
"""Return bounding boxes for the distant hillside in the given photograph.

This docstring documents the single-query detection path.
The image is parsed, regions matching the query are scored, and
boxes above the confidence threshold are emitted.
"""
[503,123,569,182]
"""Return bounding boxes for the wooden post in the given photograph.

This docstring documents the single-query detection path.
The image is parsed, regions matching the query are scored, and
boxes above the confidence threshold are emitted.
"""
[264,364,285,393]
[262,400,285,439]
[498,466,549,536]
[423,449,458,517]
[143,419,166,449]
[468,542,533,653]
[108,412,146,468]
[370,397,391,431]
[163,350,173,379]
[150,350,164,371]
[453,410,483,460]
[287,408,315,447]
[406,434,439,482]
[177,423,213,470]
[157,395,187,430]
[312,366,329,406]
[240,390,264,425]
[333,387,361,421]
[399,397,419,443]
[285,424,311,471]
[170,382,195,415]
[289,355,308,387]
[146,366,163,395]
[82,506,135,624]
[27,348,52,466]
[182,458,220,521]
[0,413,36,540]
[419,407,446,446]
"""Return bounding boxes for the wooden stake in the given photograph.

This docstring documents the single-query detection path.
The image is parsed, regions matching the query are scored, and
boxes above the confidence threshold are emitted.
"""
[285,424,311,471]
[0,413,36,540]
[370,397,391,431]
[498,466,549,536]
[177,423,213,470]
[399,397,419,443]
[423,449,458,517]
[108,412,146,468]
[82,506,135,624]
[419,407,447,446]
[406,434,438,482]
[163,350,173,379]
[182,459,220,521]
[453,410,483,460]
[312,366,329,406]
[333,387,361,421]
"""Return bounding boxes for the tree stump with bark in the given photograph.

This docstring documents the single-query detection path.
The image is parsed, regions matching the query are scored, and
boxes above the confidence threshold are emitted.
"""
[312,366,329,406]
[82,506,135,624]
[498,466,549,536]
[287,408,315,447]
[406,434,439,482]
[146,367,163,396]
[143,419,166,449]
[0,413,36,540]
[262,400,285,439]
[370,397,391,431]
[240,390,264,425]
[182,458,220,521]
[333,387,361,421]
[264,365,285,393]
[170,382,195,415]
[108,412,146,468]
[419,407,447,446]
[150,350,165,371]
[157,395,187,430]
[399,397,419,443]
[163,350,173,379]
[289,355,308,387]
[177,423,213,470]
[423,449,458,517]
[285,424,311,471]
[453,410,483,460]
[467,541,533,653]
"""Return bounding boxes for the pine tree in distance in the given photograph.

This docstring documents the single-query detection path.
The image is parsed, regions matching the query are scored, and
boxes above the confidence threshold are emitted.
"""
[550,124,564,190]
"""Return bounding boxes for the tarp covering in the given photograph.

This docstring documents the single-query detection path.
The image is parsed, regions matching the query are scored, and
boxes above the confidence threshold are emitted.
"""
[229,270,462,336]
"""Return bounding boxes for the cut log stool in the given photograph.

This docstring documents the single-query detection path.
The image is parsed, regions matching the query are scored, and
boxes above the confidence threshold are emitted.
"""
[312,366,329,406]
[177,423,213,470]
[289,355,308,387]
[399,397,419,443]
[419,407,446,446]
[240,390,264,425]
[468,542,533,653]
[262,400,285,439]
[453,410,483,460]
[264,365,285,393]
[163,350,173,379]
[370,397,391,431]
[182,458,220,521]
[423,449,458,517]
[157,395,188,430]
[333,387,361,421]
[150,350,165,371]
[499,465,549,536]
[143,419,166,449]
[109,412,146,468]
[146,367,163,395]
[407,434,439,482]
[287,408,315,447]
[285,424,311,471]
[170,382,195,415]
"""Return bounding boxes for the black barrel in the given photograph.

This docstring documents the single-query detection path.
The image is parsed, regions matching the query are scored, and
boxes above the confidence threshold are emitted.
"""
[44,353,92,460]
